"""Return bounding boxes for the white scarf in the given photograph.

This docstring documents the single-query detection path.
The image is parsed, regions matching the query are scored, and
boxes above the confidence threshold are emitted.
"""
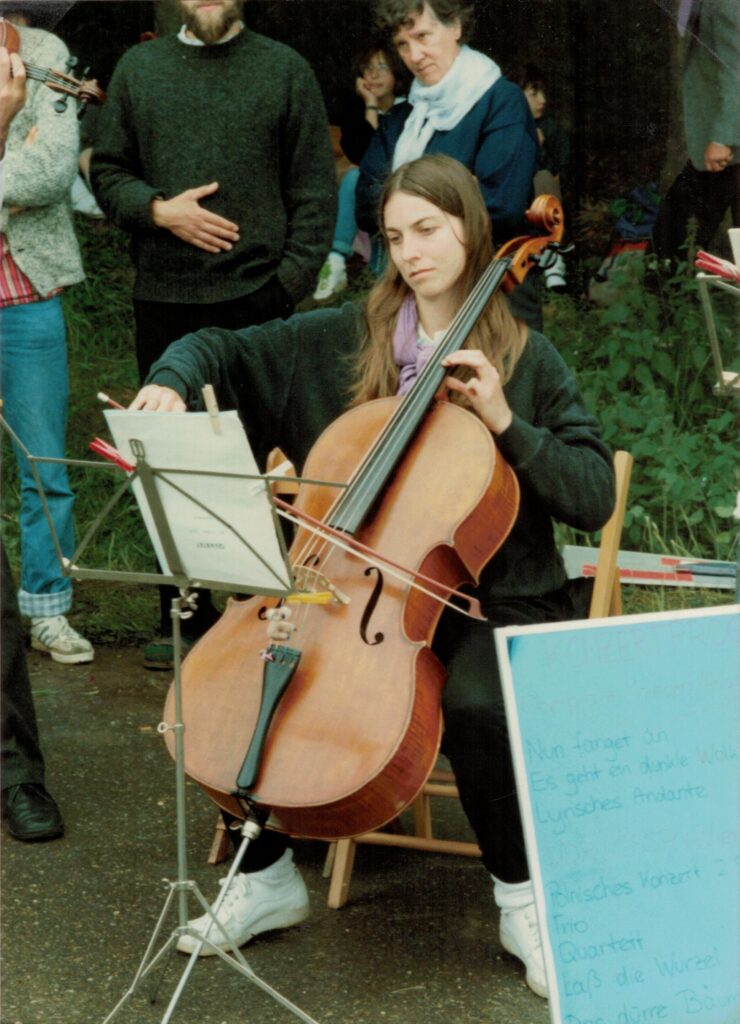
[392,46,501,170]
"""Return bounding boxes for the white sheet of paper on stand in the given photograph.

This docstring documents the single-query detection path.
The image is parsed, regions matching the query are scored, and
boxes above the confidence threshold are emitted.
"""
[105,409,292,595]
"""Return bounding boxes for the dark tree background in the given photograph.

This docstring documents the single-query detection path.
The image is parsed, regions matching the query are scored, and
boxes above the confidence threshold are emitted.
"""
[28,0,682,231]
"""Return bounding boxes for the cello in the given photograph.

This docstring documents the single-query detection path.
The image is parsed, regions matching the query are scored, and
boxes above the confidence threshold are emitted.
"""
[163,195,564,841]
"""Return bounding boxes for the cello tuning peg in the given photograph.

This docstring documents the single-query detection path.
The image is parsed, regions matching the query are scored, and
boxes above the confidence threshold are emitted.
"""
[65,55,78,71]
[54,95,69,113]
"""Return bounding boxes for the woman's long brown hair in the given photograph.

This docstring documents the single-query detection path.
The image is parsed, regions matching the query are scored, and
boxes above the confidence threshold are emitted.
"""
[353,154,527,405]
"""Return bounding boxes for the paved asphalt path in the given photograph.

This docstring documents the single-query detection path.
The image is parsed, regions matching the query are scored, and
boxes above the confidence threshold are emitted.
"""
[1,647,549,1024]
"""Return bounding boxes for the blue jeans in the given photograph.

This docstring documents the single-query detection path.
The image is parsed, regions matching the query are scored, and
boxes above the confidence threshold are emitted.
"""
[335,168,387,275]
[0,297,75,616]
[332,167,360,258]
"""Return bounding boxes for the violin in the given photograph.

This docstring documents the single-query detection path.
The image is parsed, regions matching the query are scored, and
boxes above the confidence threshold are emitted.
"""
[0,17,106,116]
[163,198,564,841]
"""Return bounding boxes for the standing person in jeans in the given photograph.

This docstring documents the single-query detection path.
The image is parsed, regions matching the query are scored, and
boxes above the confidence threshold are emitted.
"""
[0,13,93,665]
[0,20,64,844]
[90,0,337,665]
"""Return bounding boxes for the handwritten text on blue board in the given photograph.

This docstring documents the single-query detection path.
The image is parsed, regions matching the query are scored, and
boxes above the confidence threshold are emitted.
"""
[498,606,739,1024]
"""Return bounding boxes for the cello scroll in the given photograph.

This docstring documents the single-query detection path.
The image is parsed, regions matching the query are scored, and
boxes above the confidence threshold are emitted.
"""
[496,194,565,293]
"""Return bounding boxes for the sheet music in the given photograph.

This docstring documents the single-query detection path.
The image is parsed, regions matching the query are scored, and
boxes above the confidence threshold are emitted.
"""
[105,410,292,594]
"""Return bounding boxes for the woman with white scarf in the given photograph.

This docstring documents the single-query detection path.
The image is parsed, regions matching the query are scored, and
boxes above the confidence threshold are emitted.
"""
[357,0,541,324]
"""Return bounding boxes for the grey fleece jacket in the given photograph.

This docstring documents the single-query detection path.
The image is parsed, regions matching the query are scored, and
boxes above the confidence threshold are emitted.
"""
[1,26,83,295]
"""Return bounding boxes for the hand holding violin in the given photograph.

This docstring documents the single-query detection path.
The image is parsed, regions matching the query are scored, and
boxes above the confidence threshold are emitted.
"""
[441,349,513,435]
[0,45,26,155]
[129,384,186,412]
[151,181,240,254]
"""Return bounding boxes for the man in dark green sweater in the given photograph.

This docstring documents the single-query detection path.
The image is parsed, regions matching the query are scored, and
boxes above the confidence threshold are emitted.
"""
[90,0,337,648]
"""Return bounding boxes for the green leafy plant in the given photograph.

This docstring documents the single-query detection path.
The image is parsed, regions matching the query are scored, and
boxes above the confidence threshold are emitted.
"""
[547,264,738,559]
[1,222,736,642]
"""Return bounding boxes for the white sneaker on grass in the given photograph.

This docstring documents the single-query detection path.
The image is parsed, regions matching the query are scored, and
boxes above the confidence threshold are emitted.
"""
[71,173,105,218]
[313,252,347,301]
[499,902,548,998]
[30,615,94,664]
[177,849,310,956]
[543,252,567,291]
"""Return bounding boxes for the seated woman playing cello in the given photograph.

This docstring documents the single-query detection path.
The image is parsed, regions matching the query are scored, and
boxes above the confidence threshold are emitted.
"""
[130,153,615,999]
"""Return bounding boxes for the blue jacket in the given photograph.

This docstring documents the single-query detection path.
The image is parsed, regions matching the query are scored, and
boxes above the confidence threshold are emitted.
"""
[356,76,537,244]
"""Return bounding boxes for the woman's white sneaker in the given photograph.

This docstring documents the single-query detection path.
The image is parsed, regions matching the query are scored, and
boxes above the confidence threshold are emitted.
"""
[499,902,548,998]
[312,252,347,301]
[177,849,310,956]
[30,615,94,664]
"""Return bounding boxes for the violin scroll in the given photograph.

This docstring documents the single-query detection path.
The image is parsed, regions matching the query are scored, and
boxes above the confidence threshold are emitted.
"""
[0,16,106,117]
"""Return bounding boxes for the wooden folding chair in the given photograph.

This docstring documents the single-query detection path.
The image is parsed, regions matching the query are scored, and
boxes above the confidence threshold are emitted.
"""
[323,450,633,908]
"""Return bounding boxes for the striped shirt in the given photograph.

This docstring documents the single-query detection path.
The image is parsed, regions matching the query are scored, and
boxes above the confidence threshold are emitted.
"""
[0,233,61,307]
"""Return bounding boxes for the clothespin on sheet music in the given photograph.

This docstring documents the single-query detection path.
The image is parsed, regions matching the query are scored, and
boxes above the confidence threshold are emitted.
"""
[201,384,222,434]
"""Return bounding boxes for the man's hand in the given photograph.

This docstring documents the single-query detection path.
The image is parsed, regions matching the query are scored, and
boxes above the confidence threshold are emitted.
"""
[0,46,26,158]
[704,141,733,172]
[150,181,240,253]
[129,385,187,412]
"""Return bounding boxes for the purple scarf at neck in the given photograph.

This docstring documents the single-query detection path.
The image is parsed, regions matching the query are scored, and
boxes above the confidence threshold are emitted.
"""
[393,296,439,395]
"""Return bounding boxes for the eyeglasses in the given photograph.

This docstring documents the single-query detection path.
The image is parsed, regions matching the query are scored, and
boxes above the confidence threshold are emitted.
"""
[361,63,391,76]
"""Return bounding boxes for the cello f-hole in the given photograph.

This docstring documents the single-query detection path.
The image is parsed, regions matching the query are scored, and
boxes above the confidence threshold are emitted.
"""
[359,567,385,646]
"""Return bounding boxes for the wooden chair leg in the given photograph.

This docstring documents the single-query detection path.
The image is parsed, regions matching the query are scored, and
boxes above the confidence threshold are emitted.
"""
[412,791,432,839]
[327,838,357,909]
[323,841,337,877]
[208,816,231,865]
[589,450,633,619]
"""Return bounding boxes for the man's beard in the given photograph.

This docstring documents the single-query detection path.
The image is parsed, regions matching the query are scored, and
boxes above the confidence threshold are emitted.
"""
[183,1,242,44]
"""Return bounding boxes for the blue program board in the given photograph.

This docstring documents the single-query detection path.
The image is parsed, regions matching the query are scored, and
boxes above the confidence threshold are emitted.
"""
[496,605,740,1024]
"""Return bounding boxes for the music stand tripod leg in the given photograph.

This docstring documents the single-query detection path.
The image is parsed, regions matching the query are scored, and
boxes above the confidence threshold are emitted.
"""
[102,593,321,1024]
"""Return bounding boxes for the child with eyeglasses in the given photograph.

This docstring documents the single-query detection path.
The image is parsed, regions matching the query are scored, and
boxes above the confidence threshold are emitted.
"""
[313,38,408,301]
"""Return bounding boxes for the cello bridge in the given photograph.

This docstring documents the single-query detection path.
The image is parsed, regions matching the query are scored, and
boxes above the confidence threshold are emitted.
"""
[290,565,350,606]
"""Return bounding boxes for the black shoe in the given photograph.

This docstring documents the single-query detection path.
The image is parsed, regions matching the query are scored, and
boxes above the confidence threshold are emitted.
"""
[142,634,195,670]
[2,784,64,842]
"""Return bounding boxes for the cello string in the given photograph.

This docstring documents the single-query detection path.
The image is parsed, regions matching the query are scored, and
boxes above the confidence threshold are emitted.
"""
[287,260,511,593]
[332,260,507,528]
[266,263,513,651]
[328,202,563,533]
[331,258,509,532]
[283,262,504,562]
[276,504,480,618]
